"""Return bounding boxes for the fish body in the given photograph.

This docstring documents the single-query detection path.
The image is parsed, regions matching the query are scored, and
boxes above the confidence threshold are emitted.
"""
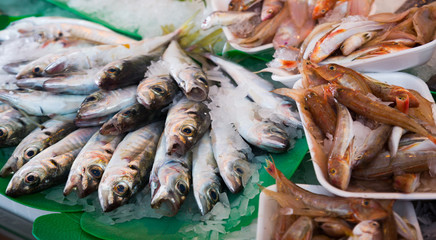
[0,117,76,177]
[5,127,97,197]
[314,64,371,93]
[136,74,179,110]
[0,90,86,116]
[341,31,376,55]
[15,77,52,90]
[42,70,100,95]
[352,123,391,167]
[64,131,123,197]
[77,86,137,119]
[282,216,315,240]
[304,90,336,137]
[163,41,209,102]
[393,173,421,193]
[316,217,352,238]
[74,114,114,127]
[201,11,258,30]
[192,132,222,215]
[164,98,211,156]
[228,0,262,11]
[98,122,163,212]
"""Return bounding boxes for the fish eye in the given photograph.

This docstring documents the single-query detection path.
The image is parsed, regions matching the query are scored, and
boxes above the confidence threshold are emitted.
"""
[24,147,39,160]
[229,2,234,8]
[107,68,120,75]
[197,76,208,85]
[180,125,196,137]
[267,9,273,14]
[0,127,8,138]
[328,65,336,71]
[371,222,379,227]
[234,165,245,176]
[364,33,370,39]
[24,172,40,185]
[176,181,189,196]
[330,168,336,175]
[84,95,97,103]
[340,45,344,49]
[208,188,219,203]
[151,86,166,95]
[362,200,370,206]
[321,9,326,13]
[88,165,103,179]
[33,67,41,73]
[268,126,283,135]
[113,181,129,196]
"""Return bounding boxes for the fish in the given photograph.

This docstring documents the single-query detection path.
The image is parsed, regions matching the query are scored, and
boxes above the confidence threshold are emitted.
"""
[42,70,100,95]
[201,11,259,30]
[312,0,337,20]
[149,133,192,216]
[74,114,114,127]
[329,85,436,144]
[162,40,209,102]
[393,173,421,193]
[99,103,162,136]
[341,31,376,56]
[164,98,211,156]
[281,216,315,240]
[63,131,123,198]
[413,7,436,44]
[352,151,436,179]
[310,20,387,63]
[263,160,389,222]
[314,64,372,94]
[136,74,179,110]
[300,60,328,88]
[301,22,336,60]
[228,0,262,11]
[287,0,309,28]
[393,211,418,240]
[348,220,382,240]
[0,117,76,177]
[15,77,52,90]
[304,89,337,137]
[96,54,158,90]
[192,131,222,215]
[16,52,69,79]
[328,102,354,190]
[5,127,98,197]
[98,121,163,212]
[0,89,86,116]
[76,86,137,119]
[273,17,315,49]
[315,217,353,238]
[0,108,44,147]
[261,0,284,21]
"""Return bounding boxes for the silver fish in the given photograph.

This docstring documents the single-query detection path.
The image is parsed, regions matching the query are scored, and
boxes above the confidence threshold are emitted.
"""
[15,77,52,90]
[0,117,77,177]
[98,121,163,212]
[149,133,192,216]
[77,86,137,119]
[0,89,86,116]
[164,98,211,156]
[163,40,209,102]
[201,11,259,30]
[136,74,179,110]
[64,131,124,198]
[5,127,98,197]
[42,70,100,95]
[0,108,42,147]
[192,131,222,215]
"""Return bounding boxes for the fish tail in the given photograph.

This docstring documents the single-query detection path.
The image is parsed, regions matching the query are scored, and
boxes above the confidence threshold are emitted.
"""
[265,158,279,179]
[173,10,200,39]
[184,28,223,54]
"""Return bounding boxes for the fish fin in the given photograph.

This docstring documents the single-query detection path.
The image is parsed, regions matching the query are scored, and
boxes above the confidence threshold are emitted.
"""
[271,88,305,103]
[184,28,224,55]
[16,108,46,130]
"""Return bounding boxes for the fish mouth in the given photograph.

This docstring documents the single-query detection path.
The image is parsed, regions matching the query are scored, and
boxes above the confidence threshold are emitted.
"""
[5,178,27,198]
[98,187,123,212]
[194,192,212,215]
[136,93,153,109]
[222,172,242,194]
[64,174,96,198]
[0,161,15,177]
[261,135,290,153]
[99,122,118,135]
[186,87,207,102]
[167,137,186,156]
[150,186,181,217]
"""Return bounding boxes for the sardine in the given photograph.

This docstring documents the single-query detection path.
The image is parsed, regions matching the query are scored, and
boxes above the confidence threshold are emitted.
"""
[312,0,337,20]
[164,98,211,156]
[261,0,283,21]
[42,70,100,95]
[63,131,123,198]
[163,41,208,102]
[96,54,158,90]
[149,133,192,216]
[341,31,376,55]
[98,121,163,212]
[77,86,137,119]
[136,74,179,110]
[192,132,222,215]
[348,220,382,240]
[0,89,86,116]
[99,103,162,135]
[0,117,76,177]
[201,11,259,30]
[5,127,98,197]
[0,109,43,147]
[281,216,315,240]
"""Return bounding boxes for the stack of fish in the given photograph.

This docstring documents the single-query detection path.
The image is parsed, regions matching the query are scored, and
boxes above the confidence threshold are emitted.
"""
[274,61,436,193]
[262,161,418,239]
[0,16,301,216]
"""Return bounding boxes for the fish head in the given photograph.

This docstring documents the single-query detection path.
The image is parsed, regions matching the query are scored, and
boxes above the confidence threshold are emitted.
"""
[5,165,47,197]
[353,220,380,236]
[16,64,47,79]
[261,3,281,21]
[1,143,43,177]
[327,157,351,190]
[194,179,221,215]
[98,172,134,212]
[150,161,191,216]
[96,62,123,89]
[166,118,200,156]
[178,67,209,102]
[314,64,344,81]
[219,151,251,193]
[77,91,106,119]
[255,122,290,153]
[137,75,175,109]
[349,198,389,222]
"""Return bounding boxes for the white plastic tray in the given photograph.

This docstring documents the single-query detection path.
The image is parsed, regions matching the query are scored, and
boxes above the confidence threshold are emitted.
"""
[257,184,423,240]
[297,72,436,199]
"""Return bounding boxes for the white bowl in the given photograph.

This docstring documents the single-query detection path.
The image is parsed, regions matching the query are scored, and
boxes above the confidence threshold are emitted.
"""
[257,184,423,240]
[297,72,436,200]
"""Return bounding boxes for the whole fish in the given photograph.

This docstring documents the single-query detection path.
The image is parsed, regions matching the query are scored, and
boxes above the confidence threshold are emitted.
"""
[64,131,123,198]
[192,132,222,215]
[341,31,376,56]
[77,86,137,119]
[99,103,162,135]
[264,160,389,222]
[0,89,86,116]
[281,216,315,240]
[312,0,337,20]
[0,108,39,147]
[98,122,163,212]
[201,11,259,30]
[149,133,192,216]
[136,74,180,110]
[314,64,372,93]
[261,0,284,21]
[328,85,436,144]
[16,52,70,79]
[164,98,211,156]
[163,41,209,102]
[5,127,98,197]
[0,117,76,177]
[348,220,382,240]
[96,54,158,90]
[310,20,387,63]
[304,89,337,137]
[42,71,100,95]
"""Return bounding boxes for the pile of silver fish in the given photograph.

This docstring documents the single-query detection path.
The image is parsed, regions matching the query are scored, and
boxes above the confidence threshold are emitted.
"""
[274,61,436,193]
[262,161,418,240]
[0,16,301,216]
